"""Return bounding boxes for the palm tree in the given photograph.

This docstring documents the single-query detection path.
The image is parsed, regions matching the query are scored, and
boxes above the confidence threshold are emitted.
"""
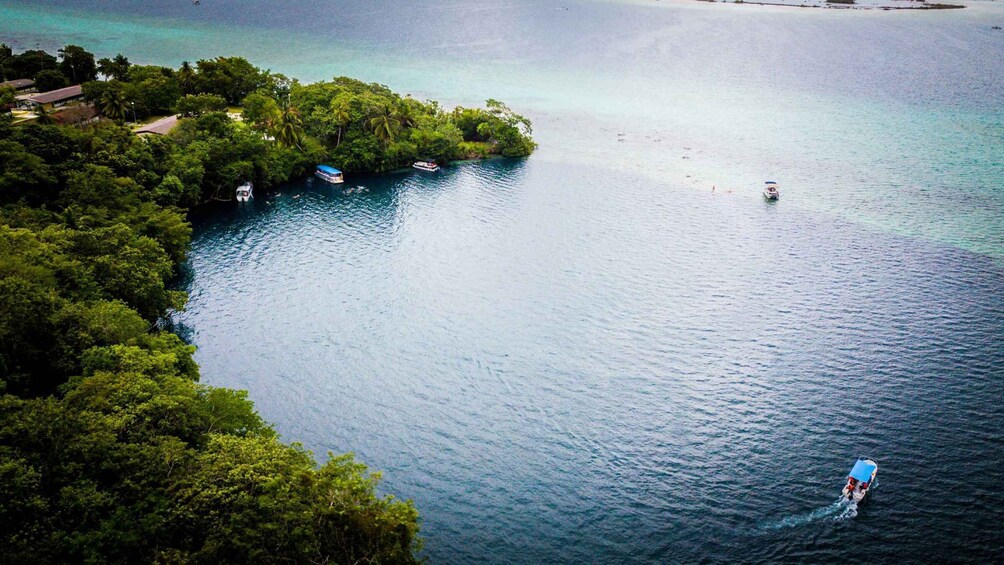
[99,88,128,122]
[369,106,400,145]
[275,106,304,149]
[178,61,196,95]
[97,54,130,81]
[111,54,130,80]
[396,101,417,129]
[33,104,54,125]
[331,100,350,147]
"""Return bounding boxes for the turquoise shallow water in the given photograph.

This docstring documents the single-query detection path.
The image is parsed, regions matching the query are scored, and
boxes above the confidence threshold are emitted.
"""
[5,0,1004,561]
[4,0,1004,256]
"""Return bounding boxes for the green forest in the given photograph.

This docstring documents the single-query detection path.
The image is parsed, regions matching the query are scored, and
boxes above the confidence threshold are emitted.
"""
[2,43,536,189]
[0,44,535,563]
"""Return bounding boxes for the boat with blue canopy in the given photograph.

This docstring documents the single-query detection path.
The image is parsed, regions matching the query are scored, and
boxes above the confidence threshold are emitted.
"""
[841,458,877,502]
[315,165,344,184]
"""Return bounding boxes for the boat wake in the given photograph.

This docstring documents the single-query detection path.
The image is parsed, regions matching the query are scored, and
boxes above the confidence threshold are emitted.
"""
[760,497,857,530]
[835,499,858,521]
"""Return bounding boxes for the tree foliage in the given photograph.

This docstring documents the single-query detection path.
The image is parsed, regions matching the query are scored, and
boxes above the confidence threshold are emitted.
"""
[194,56,268,105]
[3,49,57,81]
[0,44,540,562]
[0,45,97,85]
[0,100,421,563]
[97,53,131,82]
[57,45,98,84]
[32,69,69,93]
[12,45,534,175]
[175,94,228,118]
[0,85,16,110]
[289,76,535,172]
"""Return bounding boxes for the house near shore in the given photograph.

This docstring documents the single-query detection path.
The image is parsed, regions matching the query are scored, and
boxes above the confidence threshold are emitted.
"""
[0,78,36,93]
[17,84,84,111]
[135,114,180,137]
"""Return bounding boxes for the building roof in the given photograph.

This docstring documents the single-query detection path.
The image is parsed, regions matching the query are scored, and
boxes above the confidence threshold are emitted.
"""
[27,85,84,105]
[135,114,179,136]
[53,103,99,125]
[0,78,35,90]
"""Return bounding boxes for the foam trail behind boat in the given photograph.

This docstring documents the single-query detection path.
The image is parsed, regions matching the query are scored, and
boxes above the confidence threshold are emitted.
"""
[835,499,858,521]
[760,498,852,530]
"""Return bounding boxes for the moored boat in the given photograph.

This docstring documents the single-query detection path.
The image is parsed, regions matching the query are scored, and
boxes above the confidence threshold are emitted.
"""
[315,165,344,184]
[413,161,440,172]
[235,181,253,202]
[763,181,780,201]
[841,458,877,502]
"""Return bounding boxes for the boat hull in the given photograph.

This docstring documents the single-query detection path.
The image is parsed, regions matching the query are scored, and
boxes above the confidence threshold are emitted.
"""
[842,459,878,502]
[315,171,344,184]
[763,181,779,201]
[236,183,253,202]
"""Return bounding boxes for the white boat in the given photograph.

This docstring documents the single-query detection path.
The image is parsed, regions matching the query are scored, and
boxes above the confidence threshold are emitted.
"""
[763,181,780,201]
[841,458,878,503]
[235,182,253,202]
[412,161,440,172]
[315,165,344,184]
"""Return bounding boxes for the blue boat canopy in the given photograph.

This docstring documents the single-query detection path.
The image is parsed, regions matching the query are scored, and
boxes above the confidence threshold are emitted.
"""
[765,181,777,185]
[849,459,877,482]
[317,165,342,174]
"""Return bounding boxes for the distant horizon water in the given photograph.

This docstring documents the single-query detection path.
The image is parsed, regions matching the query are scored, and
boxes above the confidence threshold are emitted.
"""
[3,0,1002,259]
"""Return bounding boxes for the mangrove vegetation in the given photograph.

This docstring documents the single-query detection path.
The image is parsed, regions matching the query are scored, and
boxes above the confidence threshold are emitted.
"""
[0,44,538,563]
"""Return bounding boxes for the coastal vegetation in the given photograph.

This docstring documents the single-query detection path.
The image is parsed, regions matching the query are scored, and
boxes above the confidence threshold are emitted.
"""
[0,115,421,565]
[0,43,539,563]
[4,43,536,179]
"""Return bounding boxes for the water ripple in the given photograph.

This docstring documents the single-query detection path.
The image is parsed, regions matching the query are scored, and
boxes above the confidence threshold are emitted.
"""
[176,157,1004,563]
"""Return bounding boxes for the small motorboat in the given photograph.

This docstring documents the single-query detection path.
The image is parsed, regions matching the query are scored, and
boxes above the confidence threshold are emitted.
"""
[315,165,344,184]
[763,181,780,201]
[841,458,878,502]
[413,161,440,172]
[235,181,253,202]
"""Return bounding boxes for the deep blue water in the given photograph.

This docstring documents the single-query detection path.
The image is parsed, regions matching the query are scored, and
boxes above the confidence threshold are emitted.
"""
[175,159,1004,562]
[5,0,1004,562]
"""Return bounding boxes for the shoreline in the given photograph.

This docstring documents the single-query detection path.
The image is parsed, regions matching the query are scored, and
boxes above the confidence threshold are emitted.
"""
[696,0,966,9]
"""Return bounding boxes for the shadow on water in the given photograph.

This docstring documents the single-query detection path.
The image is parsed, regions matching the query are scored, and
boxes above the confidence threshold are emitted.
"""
[186,157,532,229]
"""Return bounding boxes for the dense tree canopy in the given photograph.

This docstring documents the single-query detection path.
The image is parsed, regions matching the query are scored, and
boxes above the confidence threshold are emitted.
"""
[0,44,98,86]
[32,69,69,93]
[7,45,535,174]
[58,45,98,84]
[194,56,269,105]
[97,53,130,82]
[0,44,539,562]
[2,48,58,81]
[0,97,420,564]
[287,77,536,172]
